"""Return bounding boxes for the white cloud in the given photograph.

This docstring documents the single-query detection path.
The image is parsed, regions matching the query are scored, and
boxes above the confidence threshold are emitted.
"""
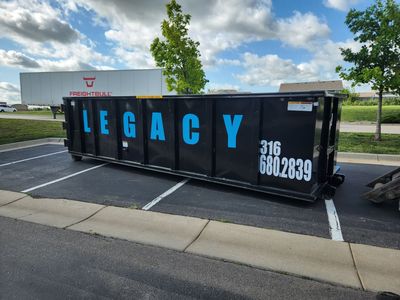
[0,0,79,45]
[0,82,20,104]
[0,0,114,72]
[236,39,362,87]
[37,58,97,71]
[0,48,113,71]
[60,0,330,67]
[216,58,242,66]
[276,11,330,49]
[323,0,362,12]
[0,50,40,68]
[114,47,154,69]
[236,52,319,87]
[0,0,354,95]
[207,83,241,93]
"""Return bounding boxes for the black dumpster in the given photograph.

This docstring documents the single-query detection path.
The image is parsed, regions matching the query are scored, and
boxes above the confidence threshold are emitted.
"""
[63,91,345,201]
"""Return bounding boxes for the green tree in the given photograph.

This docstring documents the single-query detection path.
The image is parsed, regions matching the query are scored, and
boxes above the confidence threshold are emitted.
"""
[336,0,400,141]
[341,88,360,104]
[150,0,208,94]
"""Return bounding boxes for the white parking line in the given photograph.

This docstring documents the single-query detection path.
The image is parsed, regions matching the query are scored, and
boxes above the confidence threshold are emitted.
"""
[0,142,63,153]
[0,150,68,167]
[21,163,108,193]
[325,199,344,241]
[142,178,190,211]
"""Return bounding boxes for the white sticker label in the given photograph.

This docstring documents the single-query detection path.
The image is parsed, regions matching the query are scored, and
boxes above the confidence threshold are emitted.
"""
[122,141,128,148]
[287,101,313,112]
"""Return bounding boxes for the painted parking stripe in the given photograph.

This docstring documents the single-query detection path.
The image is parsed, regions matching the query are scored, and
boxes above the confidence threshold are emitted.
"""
[0,150,68,167]
[21,163,108,193]
[325,199,344,242]
[142,178,190,211]
[0,142,63,153]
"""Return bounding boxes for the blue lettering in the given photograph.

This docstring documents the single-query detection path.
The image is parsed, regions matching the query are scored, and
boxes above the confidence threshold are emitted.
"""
[223,114,243,148]
[150,112,165,141]
[83,109,91,133]
[100,110,109,135]
[123,112,136,138]
[182,114,199,145]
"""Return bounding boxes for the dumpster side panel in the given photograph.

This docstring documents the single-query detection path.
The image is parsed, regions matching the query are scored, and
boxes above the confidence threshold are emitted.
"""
[118,99,144,163]
[81,100,96,155]
[65,99,82,153]
[215,98,260,184]
[145,99,175,169]
[316,97,333,183]
[258,97,317,193]
[93,99,118,158]
[176,99,213,176]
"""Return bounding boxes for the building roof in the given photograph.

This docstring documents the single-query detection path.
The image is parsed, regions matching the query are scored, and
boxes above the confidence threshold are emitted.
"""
[279,80,343,93]
[358,91,377,98]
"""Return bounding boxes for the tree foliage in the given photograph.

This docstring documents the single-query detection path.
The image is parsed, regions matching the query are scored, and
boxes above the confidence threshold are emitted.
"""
[150,0,208,94]
[341,88,360,103]
[336,0,400,140]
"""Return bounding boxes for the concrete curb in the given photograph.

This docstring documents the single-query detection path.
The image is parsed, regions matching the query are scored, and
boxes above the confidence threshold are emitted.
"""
[69,206,209,251]
[337,152,400,166]
[0,190,399,294]
[186,220,361,289]
[0,138,64,152]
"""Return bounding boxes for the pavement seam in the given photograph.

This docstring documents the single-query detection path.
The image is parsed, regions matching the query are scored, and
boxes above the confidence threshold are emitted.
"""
[0,195,29,208]
[63,205,108,230]
[348,243,366,291]
[183,219,211,252]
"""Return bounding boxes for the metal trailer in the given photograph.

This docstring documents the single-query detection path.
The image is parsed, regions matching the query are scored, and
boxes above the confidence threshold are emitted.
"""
[20,69,172,118]
[62,91,345,202]
[363,167,400,211]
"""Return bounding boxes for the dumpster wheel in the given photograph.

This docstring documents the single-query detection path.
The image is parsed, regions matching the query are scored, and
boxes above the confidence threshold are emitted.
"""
[71,154,82,161]
[322,184,337,200]
[329,173,345,187]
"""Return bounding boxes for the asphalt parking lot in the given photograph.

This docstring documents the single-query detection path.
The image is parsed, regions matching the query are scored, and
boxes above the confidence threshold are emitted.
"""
[0,143,399,250]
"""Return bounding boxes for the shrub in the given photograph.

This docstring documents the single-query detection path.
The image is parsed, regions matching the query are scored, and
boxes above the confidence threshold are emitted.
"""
[342,97,400,106]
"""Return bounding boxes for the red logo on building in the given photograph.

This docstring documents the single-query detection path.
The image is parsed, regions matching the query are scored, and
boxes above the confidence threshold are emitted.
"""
[83,77,96,88]
[70,76,112,97]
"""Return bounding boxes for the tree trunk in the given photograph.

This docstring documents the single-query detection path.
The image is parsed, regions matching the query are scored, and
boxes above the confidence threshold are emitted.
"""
[374,90,383,141]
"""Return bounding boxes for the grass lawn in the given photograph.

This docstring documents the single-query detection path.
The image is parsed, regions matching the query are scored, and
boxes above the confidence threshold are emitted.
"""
[341,105,400,123]
[0,119,66,145]
[338,132,400,154]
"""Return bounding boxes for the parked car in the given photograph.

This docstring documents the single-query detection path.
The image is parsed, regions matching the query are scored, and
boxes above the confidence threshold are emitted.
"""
[0,104,17,112]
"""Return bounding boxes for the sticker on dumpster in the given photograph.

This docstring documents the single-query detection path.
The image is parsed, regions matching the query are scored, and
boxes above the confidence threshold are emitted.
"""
[287,101,313,112]
[259,139,312,182]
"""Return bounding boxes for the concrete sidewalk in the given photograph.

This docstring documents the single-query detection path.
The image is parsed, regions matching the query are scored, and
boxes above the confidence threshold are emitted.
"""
[337,152,400,166]
[0,113,63,122]
[0,190,399,294]
[340,122,399,134]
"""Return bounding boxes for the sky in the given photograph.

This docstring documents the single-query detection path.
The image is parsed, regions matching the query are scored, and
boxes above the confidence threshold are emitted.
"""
[0,0,377,104]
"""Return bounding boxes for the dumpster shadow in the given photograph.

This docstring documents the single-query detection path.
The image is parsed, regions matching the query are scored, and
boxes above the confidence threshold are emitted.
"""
[151,176,330,239]
[188,177,318,208]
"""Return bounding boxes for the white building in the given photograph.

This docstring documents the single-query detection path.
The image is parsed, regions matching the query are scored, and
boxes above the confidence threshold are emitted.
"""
[20,69,173,107]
